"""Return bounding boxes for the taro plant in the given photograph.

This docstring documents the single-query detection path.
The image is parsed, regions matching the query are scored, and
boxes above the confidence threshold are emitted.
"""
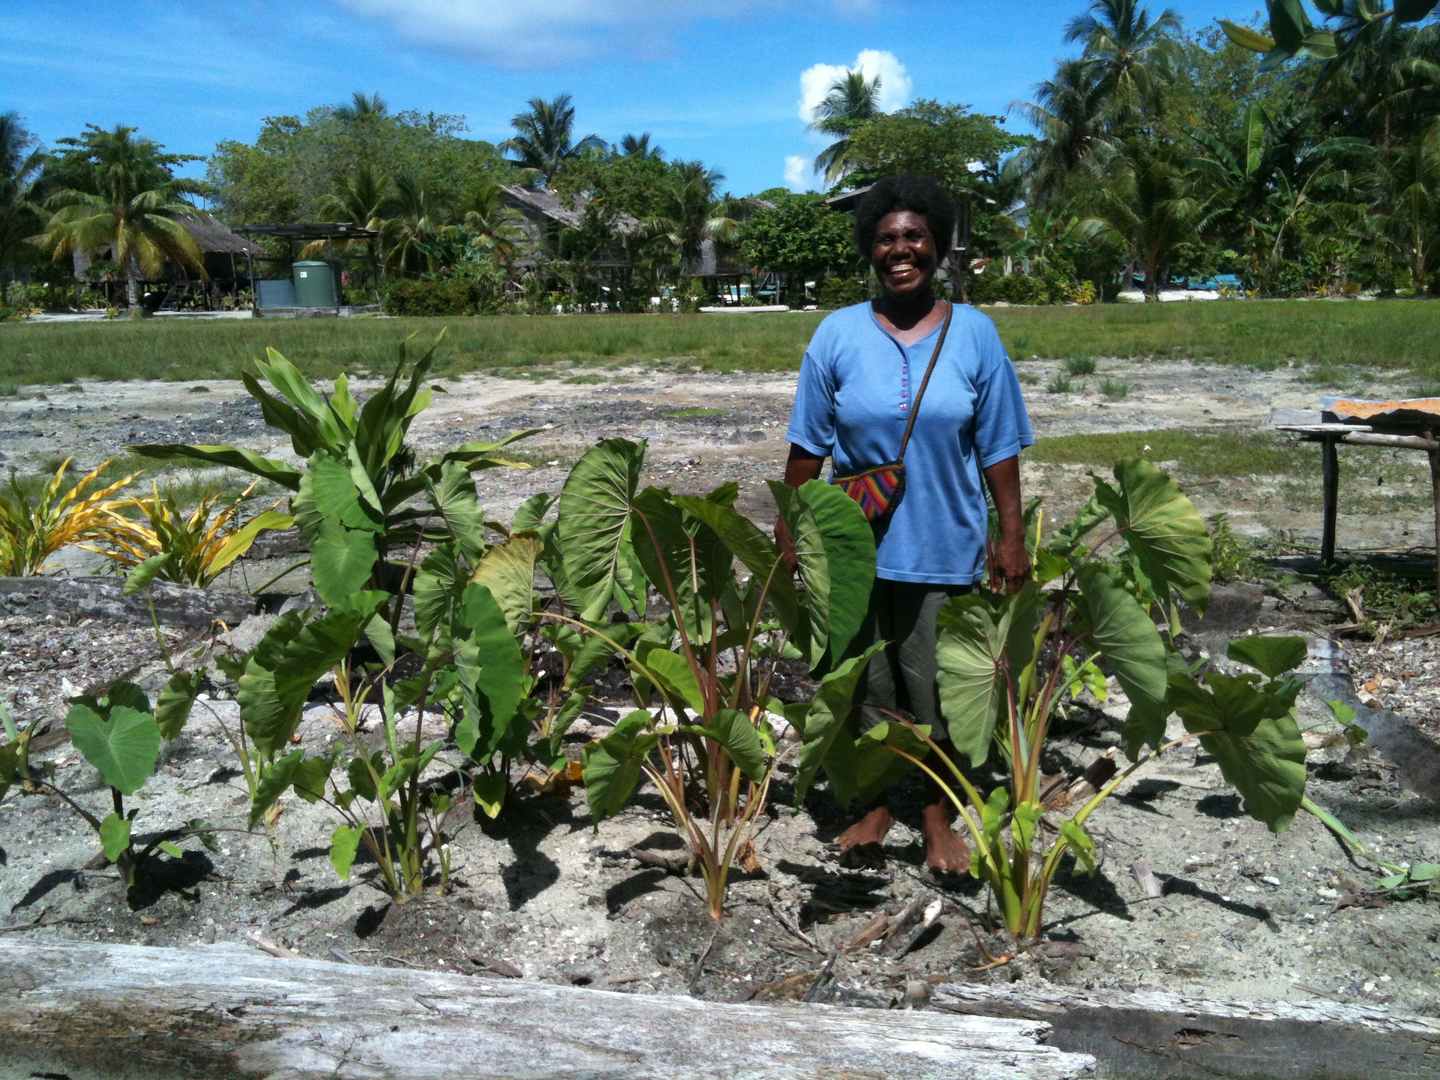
[843,459,1310,943]
[90,480,294,587]
[0,653,215,897]
[0,457,139,575]
[551,438,881,920]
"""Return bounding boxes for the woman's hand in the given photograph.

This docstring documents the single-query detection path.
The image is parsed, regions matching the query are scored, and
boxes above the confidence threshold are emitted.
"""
[988,530,1031,594]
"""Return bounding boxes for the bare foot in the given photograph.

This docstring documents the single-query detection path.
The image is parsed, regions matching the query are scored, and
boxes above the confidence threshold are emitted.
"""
[837,804,893,866]
[921,799,970,874]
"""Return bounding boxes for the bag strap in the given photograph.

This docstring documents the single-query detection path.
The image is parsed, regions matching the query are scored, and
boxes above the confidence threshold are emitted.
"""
[896,301,953,464]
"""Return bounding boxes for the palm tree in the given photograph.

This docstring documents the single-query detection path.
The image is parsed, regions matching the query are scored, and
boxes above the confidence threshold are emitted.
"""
[460,178,528,270]
[645,162,738,276]
[335,91,389,123]
[1079,139,1211,297]
[379,172,446,276]
[504,94,605,187]
[1007,59,1115,207]
[810,70,884,184]
[617,132,664,160]
[36,125,207,315]
[1374,118,1440,292]
[0,113,45,298]
[1063,0,1181,130]
[300,163,395,288]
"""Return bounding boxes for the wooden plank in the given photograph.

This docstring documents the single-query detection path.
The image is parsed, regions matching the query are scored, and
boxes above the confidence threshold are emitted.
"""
[1321,435,1340,565]
[1336,432,1439,451]
[933,983,1440,1080]
[0,942,1095,1080]
[1430,437,1440,600]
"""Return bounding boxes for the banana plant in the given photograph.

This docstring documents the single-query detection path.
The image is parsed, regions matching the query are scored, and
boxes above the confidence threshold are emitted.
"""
[856,459,1308,943]
[131,334,538,590]
[1221,1,1439,67]
[239,450,530,898]
[551,438,879,919]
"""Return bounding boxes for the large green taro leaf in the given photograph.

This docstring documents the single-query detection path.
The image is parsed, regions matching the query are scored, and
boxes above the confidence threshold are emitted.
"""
[310,519,378,611]
[1227,635,1308,679]
[471,533,541,635]
[558,439,647,622]
[768,479,876,671]
[66,703,161,796]
[1074,564,1170,757]
[453,584,526,760]
[582,710,660,823]
[688,708,769,782]
[672,495,801,651]
[428,459,489,564]
[632,487,714,646]
[1093,458,1213,624]
[793,641,885,802]
[295,451,381,537]
[1168,670,1306,831]
[239,608,373,757]
[936,585,1041,769]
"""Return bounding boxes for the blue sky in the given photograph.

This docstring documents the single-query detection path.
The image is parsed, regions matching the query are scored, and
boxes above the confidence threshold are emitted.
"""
[3,1,1268,197]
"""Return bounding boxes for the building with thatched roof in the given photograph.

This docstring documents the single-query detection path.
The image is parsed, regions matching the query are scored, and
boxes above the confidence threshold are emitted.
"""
[499,185,639,270]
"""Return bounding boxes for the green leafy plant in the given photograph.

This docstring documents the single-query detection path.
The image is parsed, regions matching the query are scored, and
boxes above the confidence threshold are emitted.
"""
[1046,372,1074,394]
[0,603,215,896]
[0,457,139,575]
[845,460,1310,943]
[131,333,536,611]
[552,438,879,920]
[1064,356,1096,376]
[1100,378,1130,400]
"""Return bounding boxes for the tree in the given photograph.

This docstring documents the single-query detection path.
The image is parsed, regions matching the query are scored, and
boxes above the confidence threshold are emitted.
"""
[335,91,388,123]
[504,94,605,187]
[299,163,396,287]
[36,125,207,314]
[379,172,447,276]
[207,109,503,227]
[617,133,664,160]
[459,177,527,270]
[737,193,858,294]
[1007,59,1115,208]
[1063,0,1182,129]
[1079,139,1213,297]
[0,113,45,295]
[644,161,738,276]
[810,70,884,183]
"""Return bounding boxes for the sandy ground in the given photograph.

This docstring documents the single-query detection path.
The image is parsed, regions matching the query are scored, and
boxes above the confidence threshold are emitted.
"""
[1,353,1438,1032]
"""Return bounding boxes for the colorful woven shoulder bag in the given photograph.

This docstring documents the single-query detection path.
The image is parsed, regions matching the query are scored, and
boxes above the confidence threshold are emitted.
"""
[832,301,953,524]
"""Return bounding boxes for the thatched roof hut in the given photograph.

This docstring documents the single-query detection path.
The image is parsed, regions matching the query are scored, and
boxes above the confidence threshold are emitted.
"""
[71,214,258,281]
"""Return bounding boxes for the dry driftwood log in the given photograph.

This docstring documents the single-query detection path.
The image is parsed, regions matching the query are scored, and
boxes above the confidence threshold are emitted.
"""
[0,942,1096,1080]
[0,575,252,629]
[933,982,1440,1080]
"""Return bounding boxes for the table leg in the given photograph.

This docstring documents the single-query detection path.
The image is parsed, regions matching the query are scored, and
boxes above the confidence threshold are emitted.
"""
[1430,431,1439,601]
[1321,435,1339,565]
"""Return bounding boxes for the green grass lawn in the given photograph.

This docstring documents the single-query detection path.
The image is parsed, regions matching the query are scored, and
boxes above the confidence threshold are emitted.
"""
[1,300,1438,386]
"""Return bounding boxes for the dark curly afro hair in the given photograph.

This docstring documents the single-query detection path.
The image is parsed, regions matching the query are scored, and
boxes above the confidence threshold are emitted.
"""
[853,175,956,264]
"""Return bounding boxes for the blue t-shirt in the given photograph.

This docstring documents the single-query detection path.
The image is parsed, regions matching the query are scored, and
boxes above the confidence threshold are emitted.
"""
[786,301,1034,585]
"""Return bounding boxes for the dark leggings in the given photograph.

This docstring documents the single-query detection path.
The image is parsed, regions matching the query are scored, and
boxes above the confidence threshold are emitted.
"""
[854,578,972,738]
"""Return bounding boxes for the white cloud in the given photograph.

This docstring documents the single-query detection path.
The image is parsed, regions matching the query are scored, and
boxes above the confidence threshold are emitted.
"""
[337,0,720,66]
[784,154,813,192]
[797,49,912,125]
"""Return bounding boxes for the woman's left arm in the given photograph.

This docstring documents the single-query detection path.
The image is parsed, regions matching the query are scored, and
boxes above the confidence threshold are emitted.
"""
[982,455,1029,593]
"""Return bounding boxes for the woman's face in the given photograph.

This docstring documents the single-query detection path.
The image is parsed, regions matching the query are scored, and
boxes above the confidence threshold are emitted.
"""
[869,209,938,300]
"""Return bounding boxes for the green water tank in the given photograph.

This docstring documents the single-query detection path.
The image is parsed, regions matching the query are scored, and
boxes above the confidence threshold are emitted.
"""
[292,260,337,308]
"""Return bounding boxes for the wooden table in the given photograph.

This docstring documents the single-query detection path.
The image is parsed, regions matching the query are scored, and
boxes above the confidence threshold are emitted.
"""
[1273,419,1440,595]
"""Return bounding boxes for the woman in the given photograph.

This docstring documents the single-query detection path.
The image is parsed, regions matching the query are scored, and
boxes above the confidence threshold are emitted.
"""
[780,175,1033,873]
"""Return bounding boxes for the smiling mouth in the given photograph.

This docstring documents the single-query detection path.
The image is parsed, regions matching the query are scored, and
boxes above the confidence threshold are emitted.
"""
[888,263,919,279]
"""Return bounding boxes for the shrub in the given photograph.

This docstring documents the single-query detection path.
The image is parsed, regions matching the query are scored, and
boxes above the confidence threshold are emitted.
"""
[1066,279,1098,305]
[1100,378,1130,400]
[818,274,869,309]
[1065,356,1096,376]
[383,277,483,317]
